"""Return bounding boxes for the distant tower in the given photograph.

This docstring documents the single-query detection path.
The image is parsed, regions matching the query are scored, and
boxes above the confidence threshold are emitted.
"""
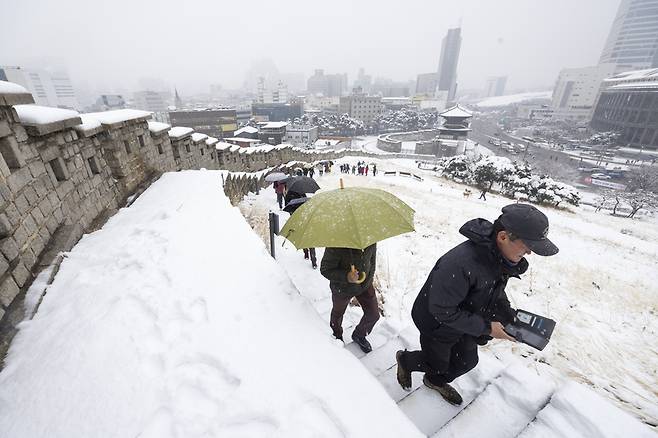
[174,88,183,108]
[437,27,462,103]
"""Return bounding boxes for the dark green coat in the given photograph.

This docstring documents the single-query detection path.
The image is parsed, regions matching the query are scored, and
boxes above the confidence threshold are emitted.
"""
[320,244,377,296]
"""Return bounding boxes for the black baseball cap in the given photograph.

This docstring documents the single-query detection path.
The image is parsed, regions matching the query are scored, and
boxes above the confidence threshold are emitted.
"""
[498,204,559,256]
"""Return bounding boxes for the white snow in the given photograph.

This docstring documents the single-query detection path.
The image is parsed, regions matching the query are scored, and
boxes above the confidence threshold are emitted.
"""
[215,142,232,151]
[73,114,103,134]
[440,104,473,118]
[168,126,194,139]
[84,109,152,125]
[234,126,258,136]
[191,132,208,142]
[205,136,218,146]
[0,171,420,438]
[0,80,29,94]
[262,121,288,129]
[242,157,658,432]
[147,121,171,134]
[13,104,80,125]
[476,91,553,108]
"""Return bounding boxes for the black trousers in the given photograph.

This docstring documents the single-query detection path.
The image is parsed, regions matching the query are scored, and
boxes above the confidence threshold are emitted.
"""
[303,248,317,266]
[403,330,479,385]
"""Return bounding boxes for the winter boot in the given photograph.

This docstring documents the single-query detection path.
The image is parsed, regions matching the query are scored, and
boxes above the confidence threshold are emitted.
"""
[423,375,463,405]
[351,333,372,353]
[396,350,412,391]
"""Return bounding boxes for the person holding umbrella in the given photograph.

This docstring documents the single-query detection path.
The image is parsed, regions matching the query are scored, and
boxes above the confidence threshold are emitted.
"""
[395,204,559,405]
[265,172,288,210]
[320,244,378,352]
[280,182,415,354]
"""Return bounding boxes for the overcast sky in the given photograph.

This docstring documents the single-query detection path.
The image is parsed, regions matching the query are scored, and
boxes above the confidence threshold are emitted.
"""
[2,0,621,95]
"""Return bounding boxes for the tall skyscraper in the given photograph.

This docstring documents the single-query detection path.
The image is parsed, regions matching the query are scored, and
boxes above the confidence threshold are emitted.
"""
[599,0,658,69]
[437,27,462,102]
[484,76,507,97]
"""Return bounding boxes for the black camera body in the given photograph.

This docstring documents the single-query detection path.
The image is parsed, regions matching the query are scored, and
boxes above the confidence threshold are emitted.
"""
[504,309,556,351]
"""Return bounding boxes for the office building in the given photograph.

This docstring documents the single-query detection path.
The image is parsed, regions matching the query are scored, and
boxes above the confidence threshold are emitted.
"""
[484,76,507,97]
[0,65,79,109]
[168,108,238,138]
[599,0,658,69]
[307,69,348,97]
[252,101,303,122]
[416,73,438,95]
[339,88,383,124]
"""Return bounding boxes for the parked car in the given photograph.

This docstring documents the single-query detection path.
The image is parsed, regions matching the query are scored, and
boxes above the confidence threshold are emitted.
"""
[591,173,612,180]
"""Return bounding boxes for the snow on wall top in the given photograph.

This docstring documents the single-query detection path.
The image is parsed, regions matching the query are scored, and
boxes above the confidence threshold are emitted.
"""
[0,80,29,95]
[168,126,194,139]
[215,142,232,151]
[84,109,152,126]
[147,121,171,134]
[205,136,218,146]
[14,104,80,126]
[0,171,421,437]
[73,114,103,136]
[191,132,208,142]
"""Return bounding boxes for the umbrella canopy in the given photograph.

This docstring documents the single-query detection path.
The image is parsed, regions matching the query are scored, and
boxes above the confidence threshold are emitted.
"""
[280,187,415,250]
[284,176,321,194]
[283,196,308,213]
[265,172,288,182]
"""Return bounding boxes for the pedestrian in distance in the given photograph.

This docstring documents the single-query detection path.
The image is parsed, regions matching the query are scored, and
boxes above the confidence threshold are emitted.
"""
[372,164,377,177]
[395,204,559,405]
[309,168,315,179]
[365,165,369,176]
[320,244,379,353]
[273,181,286,209]
[284,190,317,269]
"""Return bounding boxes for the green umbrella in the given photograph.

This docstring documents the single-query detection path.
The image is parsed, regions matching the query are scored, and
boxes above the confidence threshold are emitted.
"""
[280,186,415,250]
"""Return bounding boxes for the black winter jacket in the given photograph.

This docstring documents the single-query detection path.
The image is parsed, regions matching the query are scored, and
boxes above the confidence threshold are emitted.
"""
[411,218,528,337]
[320,244,377,296]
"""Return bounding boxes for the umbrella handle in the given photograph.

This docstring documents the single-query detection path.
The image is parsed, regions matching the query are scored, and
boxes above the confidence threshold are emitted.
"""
[350,265,367,284]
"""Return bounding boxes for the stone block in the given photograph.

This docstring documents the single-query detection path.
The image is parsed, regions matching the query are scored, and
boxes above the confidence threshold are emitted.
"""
[6,166,32,193]
[14,126,28,142]
[19,248,37,270]
[23,185,38,206]
[0,253,8,277]
[5,203,20,228]
[0,307,5,321]
[0,237,19,261]
[0,214,11,239]
[0,120,10,138]
[12,261,30,288]
[28,160,47,179]
[14,193,30,216]
[0,276,20,307]
[31,205,45,224]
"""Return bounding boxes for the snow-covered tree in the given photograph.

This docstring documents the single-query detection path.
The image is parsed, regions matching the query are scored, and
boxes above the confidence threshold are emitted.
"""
[375,109,438,132]
[440,155,473,182]
[472,156,514,198]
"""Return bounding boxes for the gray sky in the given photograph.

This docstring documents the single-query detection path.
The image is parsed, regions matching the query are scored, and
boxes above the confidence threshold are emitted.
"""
[1,0,621,95]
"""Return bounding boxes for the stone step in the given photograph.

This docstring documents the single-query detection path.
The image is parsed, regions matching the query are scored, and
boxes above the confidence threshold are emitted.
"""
[433,362,556,438]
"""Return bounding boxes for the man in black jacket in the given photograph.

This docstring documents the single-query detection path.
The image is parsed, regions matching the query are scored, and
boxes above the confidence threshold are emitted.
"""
[320,244,379,353]
[396,204,558,405]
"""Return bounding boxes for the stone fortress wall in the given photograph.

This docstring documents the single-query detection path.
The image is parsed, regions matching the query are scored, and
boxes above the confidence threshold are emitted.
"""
[0,83,380,356]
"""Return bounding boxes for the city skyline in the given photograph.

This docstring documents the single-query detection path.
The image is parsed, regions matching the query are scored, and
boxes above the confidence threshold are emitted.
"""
[1,0,623,95]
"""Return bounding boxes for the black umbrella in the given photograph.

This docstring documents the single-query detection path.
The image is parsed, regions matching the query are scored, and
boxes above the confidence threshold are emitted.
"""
[283,196,309,213]
[284,176,320,194]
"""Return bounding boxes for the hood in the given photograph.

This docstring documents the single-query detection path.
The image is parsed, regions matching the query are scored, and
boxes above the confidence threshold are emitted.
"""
[459,218,529,277]
[459,218,494,246]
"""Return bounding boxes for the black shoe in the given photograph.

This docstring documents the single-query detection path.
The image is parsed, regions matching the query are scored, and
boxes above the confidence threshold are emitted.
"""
[396,350,412,391]
[312,264,317,269]
[304,254,309,260]
[423,375,463,405]
[351,334,372,353]
[334,333,343,342]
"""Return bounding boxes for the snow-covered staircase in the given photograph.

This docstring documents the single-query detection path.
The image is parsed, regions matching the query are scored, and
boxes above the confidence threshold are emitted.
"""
[273,236,655,438]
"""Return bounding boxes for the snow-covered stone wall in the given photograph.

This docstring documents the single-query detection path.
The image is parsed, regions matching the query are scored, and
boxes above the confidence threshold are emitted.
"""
[0,83,349,356]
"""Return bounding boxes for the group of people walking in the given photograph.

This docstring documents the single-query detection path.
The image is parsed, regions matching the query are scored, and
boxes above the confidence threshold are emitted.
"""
[339,161,377,176]
[320,203,558,405]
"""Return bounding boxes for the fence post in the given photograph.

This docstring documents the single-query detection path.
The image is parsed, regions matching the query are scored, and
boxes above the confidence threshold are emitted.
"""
[268,211,279,258]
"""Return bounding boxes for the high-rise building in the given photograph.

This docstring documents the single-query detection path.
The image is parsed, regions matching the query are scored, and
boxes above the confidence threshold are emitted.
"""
[437,28,462,103]
[256,77,289,103]
[339,88,382,124]
[599,0,658,69]
[306,69,348,97]
[550,64,621,122]
[0,65,79,109]
[416,73,439,95]
[484,76,507,97]
[354,68,372,94]
[168,109,238,139]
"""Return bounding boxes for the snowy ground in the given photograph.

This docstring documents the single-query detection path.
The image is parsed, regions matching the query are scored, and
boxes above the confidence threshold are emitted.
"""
[0,171,420,438]
[242,157,658,431]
